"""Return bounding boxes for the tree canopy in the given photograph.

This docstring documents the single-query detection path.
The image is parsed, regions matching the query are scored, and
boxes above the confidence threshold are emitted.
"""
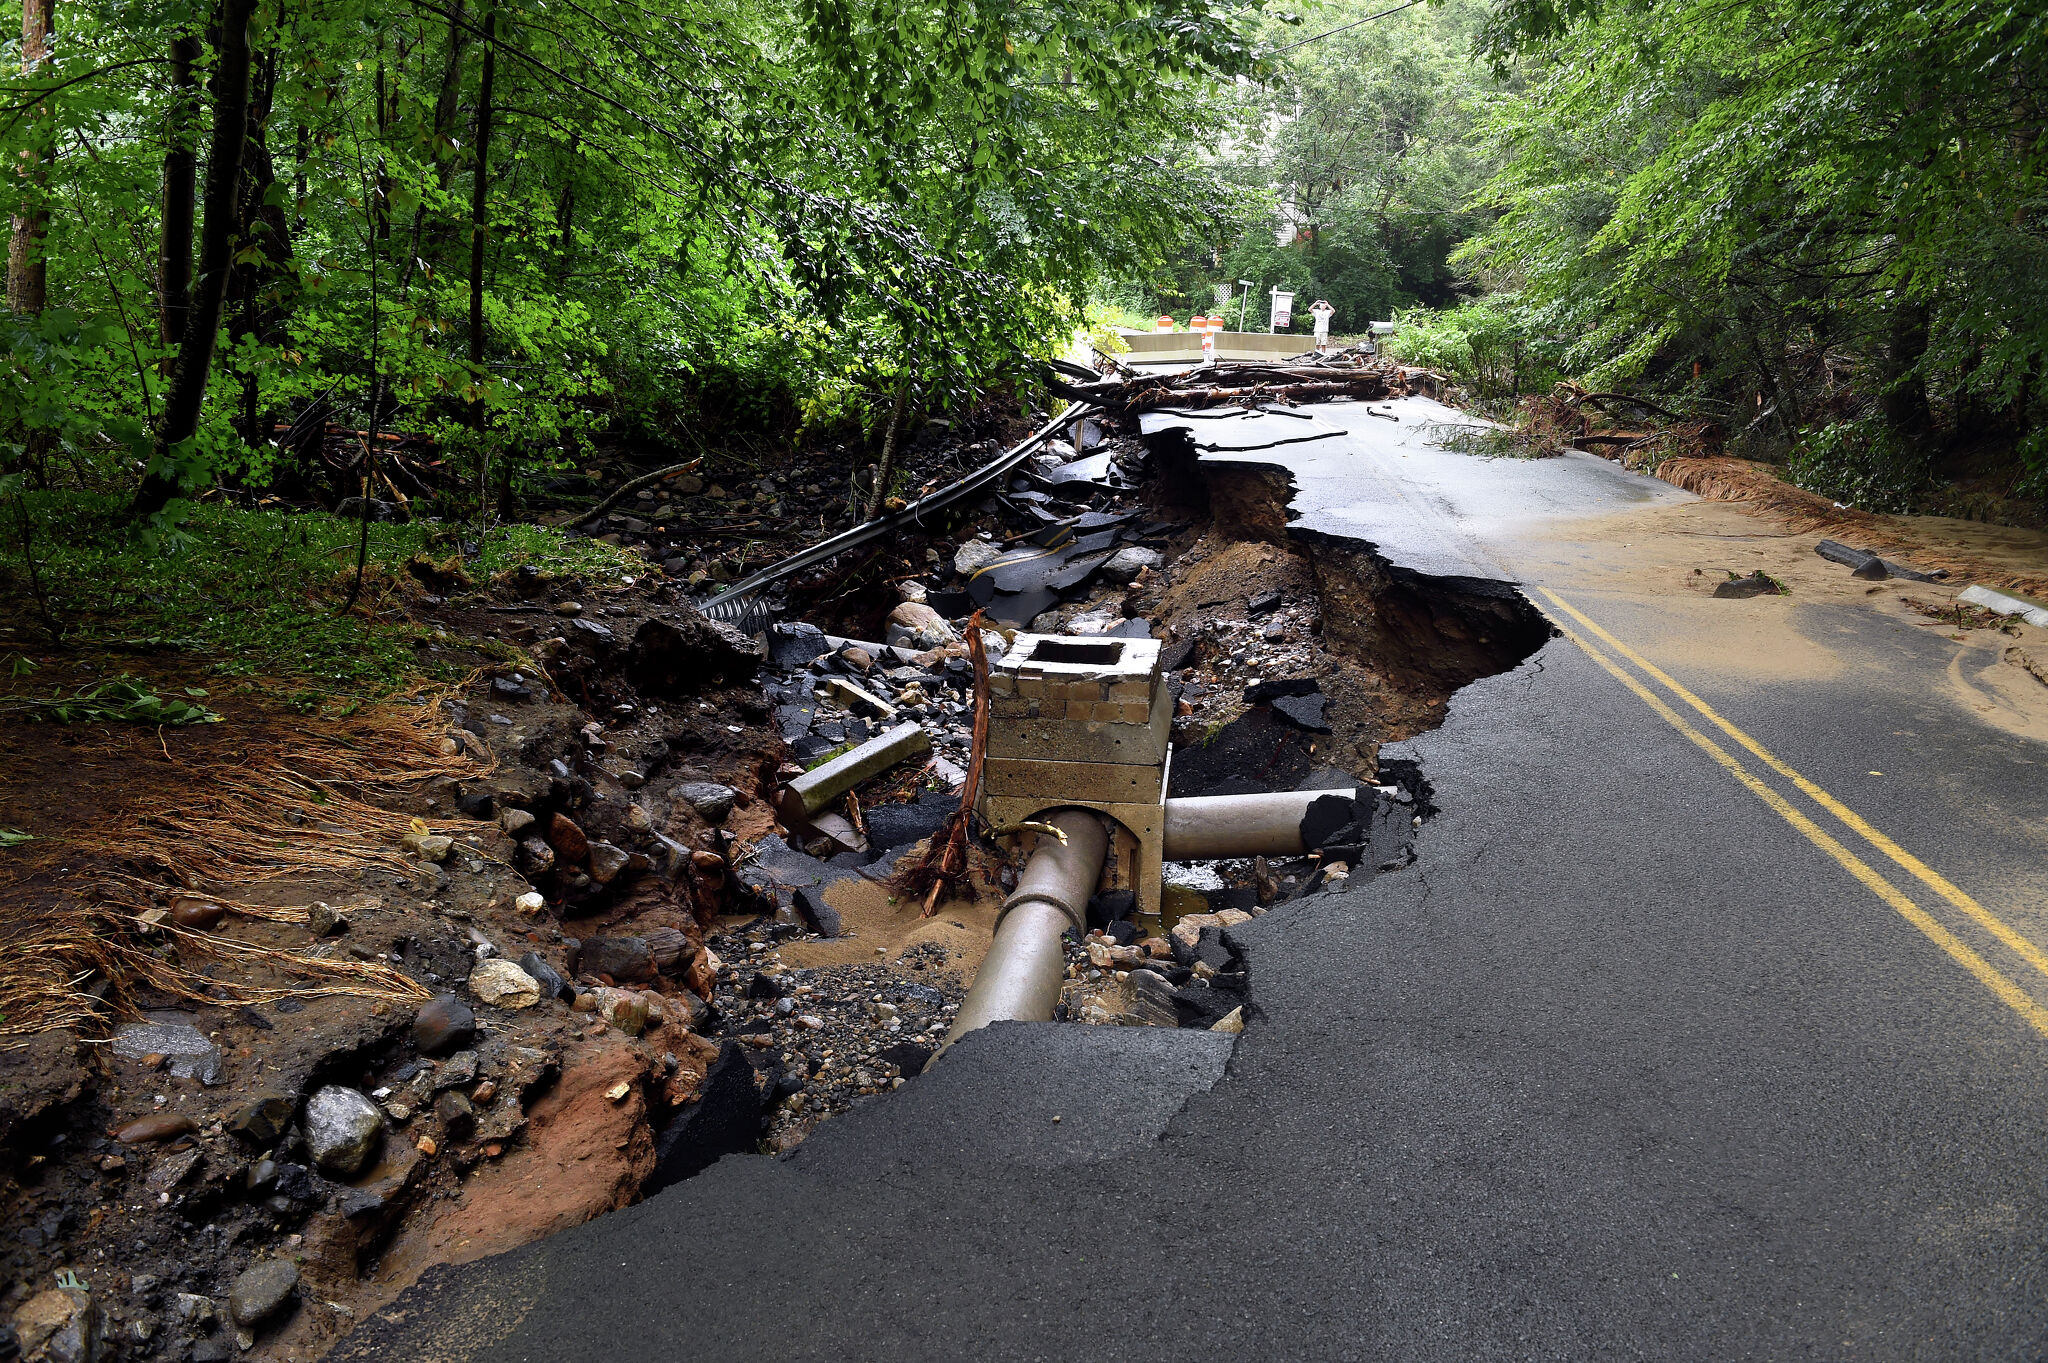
[0,0,1265,527]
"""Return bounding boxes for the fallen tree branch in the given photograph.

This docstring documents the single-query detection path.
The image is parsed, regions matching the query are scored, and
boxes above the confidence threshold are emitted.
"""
[577,458,704,524]
[1579,391,1688,423]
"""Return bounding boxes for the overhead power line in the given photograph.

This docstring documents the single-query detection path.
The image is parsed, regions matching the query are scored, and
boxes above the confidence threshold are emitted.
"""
[1265,0,1431,54]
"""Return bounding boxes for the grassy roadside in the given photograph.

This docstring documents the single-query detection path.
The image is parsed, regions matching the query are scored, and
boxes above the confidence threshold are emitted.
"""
[1,493,642,709]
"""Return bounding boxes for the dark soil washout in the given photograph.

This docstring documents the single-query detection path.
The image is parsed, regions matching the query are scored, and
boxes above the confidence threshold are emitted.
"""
[0,569,939,1363]
[1050,441,1552,1036]
[1146,453,1552,793]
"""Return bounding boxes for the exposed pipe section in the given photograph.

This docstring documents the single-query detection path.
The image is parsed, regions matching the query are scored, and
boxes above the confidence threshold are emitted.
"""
[938,809,1109,1054]
[1161,789,1364,861]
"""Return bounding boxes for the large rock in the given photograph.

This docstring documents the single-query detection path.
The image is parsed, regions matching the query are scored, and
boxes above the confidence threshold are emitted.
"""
[884,601,958,651]
[303,1086,384,1177]
[953,539,1002,576]
[676,782,737,824]
[1064,607,1124,636]
[228,1259,299,1327]
[518,951,570,1001]
[110,1013,222,1084]
[517,835,556,875]
[225,1095,294,1147]
[572,935,655,983]
[585,840,631,885]
[434,1089,478,1141]
[469,959,542,1009]
[10,1286,95,1363]
[591,987,651,1037]
[626,612,760,695]
[546,813,588,863]
[412,994,475,1055]
[1102,545,1162,584]
[114,1112,196,1144]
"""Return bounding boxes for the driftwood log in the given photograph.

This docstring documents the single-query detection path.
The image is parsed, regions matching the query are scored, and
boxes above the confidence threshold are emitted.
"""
[1046,359,1418,413]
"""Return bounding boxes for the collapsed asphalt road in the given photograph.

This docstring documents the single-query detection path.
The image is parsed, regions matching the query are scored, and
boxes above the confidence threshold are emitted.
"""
[336,397,2048,1360]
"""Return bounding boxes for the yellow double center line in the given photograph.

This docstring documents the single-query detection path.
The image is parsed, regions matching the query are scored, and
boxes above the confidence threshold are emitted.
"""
[1537,587,2048,1039]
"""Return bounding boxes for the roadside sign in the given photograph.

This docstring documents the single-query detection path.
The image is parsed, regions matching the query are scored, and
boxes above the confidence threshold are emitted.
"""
[1269,289,1294,332]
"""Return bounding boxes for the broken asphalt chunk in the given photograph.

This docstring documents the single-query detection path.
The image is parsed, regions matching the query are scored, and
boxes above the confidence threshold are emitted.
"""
[1270,692,1331,732]
[1244,676,1320,704]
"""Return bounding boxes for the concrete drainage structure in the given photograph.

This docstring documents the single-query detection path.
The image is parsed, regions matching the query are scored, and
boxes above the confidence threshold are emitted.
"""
[980,633,1173,919]
[944,632,1373,1053]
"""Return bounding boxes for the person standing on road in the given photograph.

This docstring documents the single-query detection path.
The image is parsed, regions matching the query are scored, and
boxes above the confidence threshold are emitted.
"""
[1310,299,1336,354]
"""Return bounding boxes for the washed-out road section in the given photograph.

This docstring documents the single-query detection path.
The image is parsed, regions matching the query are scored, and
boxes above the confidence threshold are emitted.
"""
[339,397,2048,1360]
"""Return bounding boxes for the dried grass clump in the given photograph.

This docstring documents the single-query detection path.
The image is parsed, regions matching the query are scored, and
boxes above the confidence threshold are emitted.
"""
[0,691,485,1047]
[0,910,114,1045]
[1655,456,1873,532]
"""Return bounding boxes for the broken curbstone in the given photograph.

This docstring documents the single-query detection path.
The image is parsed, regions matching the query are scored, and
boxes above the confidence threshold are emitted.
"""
[1959,584,2048,629]
[787,720,932,816]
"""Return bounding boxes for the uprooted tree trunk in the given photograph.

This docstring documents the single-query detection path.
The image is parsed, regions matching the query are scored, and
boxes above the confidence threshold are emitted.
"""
[132,0,258,520]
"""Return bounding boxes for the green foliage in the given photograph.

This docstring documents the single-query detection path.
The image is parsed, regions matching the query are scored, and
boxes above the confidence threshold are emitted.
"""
[1119,0,1500,330]
[0,492,635,700]
[1384,296,1561,402]
[3,675,222,725]
[0,0,1265,509]
[1459,0,2048,505]
[1784,420,1932,516]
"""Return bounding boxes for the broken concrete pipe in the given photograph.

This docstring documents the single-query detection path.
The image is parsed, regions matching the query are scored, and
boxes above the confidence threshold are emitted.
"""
[1160,789,1367,861]
[938,808,1110,1056]
[931,789,1372,1054]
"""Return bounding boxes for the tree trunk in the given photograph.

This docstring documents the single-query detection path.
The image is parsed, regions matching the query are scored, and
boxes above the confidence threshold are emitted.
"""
[132,0,259,519]
[1879,295,1934,442]
[863,377,910,521]
[372,59,391,244]
[398,0,469,298]
[233,48,288,452]
[554,135,578,279]
[7,0,55,315]
[430,0,470,192]
[468,6,496,437]
[159,29,202,348]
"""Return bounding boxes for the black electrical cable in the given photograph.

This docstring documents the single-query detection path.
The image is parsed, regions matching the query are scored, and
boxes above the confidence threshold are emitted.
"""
[1266,0,1430,54]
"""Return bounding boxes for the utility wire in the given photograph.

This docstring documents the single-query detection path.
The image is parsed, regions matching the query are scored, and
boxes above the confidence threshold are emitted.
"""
[1266,0,1430,53]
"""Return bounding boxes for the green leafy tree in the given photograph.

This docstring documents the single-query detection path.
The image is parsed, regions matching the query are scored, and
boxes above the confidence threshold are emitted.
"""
[1465,0,2048,495]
